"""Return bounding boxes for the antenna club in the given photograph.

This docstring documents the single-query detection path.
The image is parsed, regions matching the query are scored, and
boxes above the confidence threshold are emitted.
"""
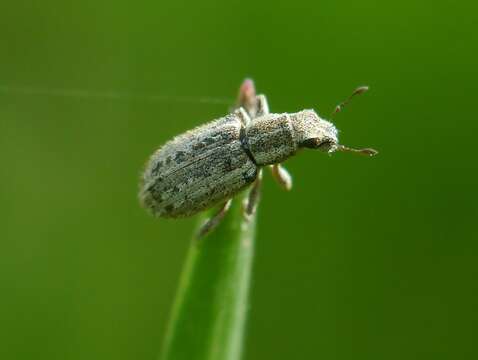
[354,86,369,95]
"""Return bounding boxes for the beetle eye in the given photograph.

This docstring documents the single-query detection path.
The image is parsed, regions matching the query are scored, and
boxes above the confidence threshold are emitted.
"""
[317,140,333,151]
[300,138,334,150]
[300,138,321,149]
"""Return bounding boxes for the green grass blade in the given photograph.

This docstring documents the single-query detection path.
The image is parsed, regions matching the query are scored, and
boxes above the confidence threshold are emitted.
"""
[160,79,260,360]
[160,191,256,360]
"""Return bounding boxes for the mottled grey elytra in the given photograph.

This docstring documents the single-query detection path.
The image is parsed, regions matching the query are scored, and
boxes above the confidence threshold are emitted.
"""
[139,84,377,237]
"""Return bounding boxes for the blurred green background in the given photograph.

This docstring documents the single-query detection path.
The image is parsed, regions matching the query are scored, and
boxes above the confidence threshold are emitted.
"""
[1,1,477,359]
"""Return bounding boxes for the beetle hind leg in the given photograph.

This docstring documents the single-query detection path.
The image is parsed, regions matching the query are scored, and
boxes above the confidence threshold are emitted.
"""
[197,199,232,238]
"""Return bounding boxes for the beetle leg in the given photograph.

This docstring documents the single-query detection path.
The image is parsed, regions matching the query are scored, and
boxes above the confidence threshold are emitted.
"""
[234,107,252,127]
[197,199,233,238]
[254,94,270,117]
[243,169,263,220]
[270,164,293,191]
[236,78,269,117]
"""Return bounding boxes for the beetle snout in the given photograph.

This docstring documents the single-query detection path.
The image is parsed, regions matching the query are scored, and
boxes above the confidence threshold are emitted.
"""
[316,138,337,152]
[299,136,338,152]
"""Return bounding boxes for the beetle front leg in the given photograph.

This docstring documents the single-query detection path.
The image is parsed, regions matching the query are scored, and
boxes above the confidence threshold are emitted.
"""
[243,169,263,220]
[197,199,232,238]
[270,164,293,191]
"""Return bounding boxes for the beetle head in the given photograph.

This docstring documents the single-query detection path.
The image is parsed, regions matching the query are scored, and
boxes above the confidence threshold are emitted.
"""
[291,109,377,156]
[291,109,339,153]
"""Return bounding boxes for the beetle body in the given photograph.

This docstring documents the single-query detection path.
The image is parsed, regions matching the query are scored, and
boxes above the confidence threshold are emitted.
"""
[140,112,256,218]
[140,108,339,218]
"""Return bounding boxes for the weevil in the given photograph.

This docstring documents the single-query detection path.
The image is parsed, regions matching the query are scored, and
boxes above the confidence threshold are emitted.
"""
[139,80,377,237]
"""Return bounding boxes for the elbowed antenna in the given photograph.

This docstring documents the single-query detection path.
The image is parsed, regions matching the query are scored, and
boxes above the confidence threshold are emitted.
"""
[332,86,369,117]
[337,145,378,156]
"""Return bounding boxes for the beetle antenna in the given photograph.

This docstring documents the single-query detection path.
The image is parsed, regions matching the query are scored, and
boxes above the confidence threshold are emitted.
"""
[337,144,378,156]
[331,86,369,117]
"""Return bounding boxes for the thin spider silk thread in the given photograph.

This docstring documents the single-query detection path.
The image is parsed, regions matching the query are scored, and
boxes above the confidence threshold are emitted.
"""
[0,84,234,105]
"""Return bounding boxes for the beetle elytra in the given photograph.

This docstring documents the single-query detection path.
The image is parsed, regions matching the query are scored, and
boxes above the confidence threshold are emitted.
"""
[139,79,377,237]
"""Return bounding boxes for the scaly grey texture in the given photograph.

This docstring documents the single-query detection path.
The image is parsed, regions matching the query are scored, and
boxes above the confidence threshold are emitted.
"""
[140,113,257,218]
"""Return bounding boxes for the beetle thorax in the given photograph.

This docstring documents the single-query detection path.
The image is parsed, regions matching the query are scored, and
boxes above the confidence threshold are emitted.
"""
[245,113,298,165]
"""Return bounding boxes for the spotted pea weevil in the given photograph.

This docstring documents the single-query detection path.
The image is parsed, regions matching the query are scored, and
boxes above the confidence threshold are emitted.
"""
[139,79,378,237]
